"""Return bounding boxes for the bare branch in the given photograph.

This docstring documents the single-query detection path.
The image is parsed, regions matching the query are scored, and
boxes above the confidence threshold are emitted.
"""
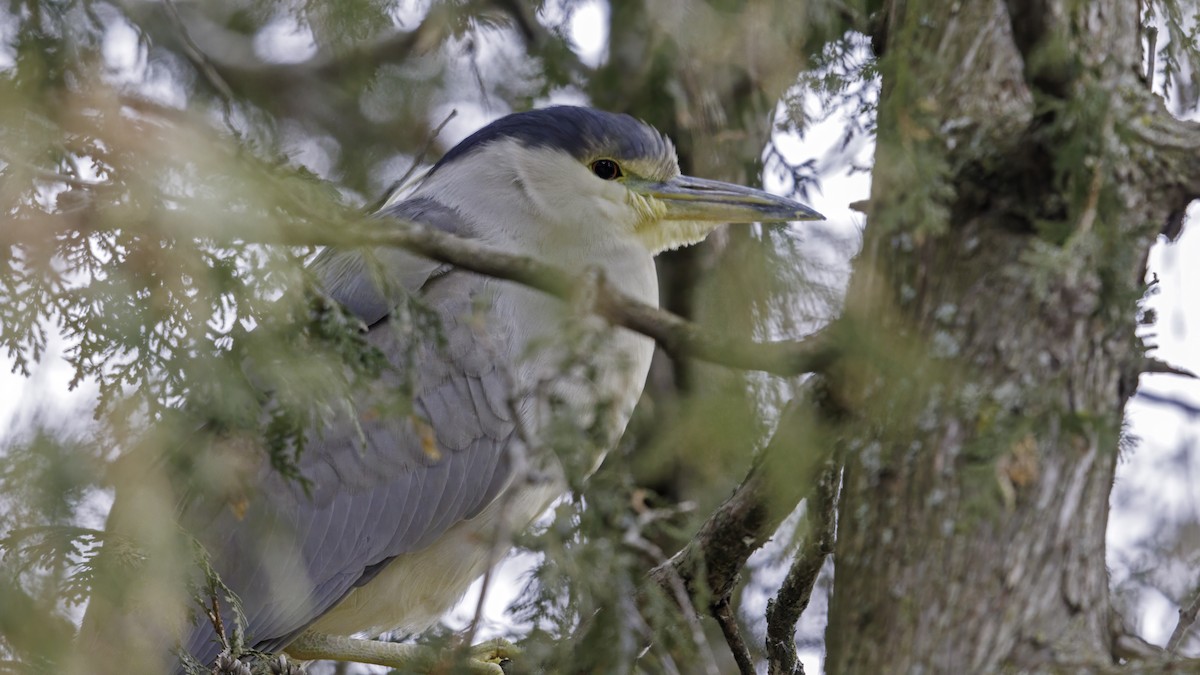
[1057,655,1200,675]
[1168,585,1200,654]
[1136,390,1200,417]
[162,0,235,104]
[305,218,838,377]
[118,1,442,166]
[368,108,459,212]
[214,27,430,92]
[624,529,721,675]
[486,0,591,80]
[6,199,836,377]
[128,2,435,95]
[765,460,840,675]
[713,598,756,675]
[1112,629,1165,661]
[1143,357,1199,379]
[649,399,831,612]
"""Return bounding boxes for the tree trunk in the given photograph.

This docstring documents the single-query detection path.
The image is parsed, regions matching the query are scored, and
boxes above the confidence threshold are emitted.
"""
[825,1,1200,671]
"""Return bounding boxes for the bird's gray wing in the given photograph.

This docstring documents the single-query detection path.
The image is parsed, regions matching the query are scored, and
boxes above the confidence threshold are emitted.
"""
[310,196,470,325]
[180,198,520,666]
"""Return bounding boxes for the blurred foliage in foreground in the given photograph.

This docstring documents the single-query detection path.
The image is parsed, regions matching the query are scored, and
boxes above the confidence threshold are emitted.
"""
[5,0,1198,672]
[0,0,863,672]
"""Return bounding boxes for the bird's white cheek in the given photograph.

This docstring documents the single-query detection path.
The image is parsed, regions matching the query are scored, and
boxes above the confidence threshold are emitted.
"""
[511,149,588,212]
[592,186,642,232]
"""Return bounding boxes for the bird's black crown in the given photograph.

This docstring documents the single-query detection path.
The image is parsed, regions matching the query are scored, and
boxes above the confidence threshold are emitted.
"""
[431,106,675,176]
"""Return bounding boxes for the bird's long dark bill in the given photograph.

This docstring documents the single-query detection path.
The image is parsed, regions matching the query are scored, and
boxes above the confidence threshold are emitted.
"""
[634,175,824,223]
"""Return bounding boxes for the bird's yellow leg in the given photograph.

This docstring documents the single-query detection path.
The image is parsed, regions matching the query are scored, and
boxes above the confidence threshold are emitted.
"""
[285,631,518,674]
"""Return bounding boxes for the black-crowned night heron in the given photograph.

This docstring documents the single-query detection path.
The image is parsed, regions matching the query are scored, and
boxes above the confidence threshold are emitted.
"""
[158,106,821,672]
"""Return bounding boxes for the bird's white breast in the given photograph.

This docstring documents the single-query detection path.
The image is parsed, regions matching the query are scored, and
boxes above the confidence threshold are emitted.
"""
[305,474,563,637]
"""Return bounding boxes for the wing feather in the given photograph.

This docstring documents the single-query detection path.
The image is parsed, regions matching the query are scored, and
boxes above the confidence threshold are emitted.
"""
[179,198,520,668]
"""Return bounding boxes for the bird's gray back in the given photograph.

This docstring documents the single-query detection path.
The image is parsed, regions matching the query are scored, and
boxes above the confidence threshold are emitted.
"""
[179,198,525,666]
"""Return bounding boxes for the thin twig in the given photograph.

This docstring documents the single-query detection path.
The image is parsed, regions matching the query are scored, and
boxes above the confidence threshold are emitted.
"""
[143,3,431,92]
[462,359,538,651]
[308,218,840,377]
[486,0,591,79]
[1143,357,1199,379]
[764,459,841,675]
[399,108,458,187]
[467,42,492,109]
[372,108,458,211]
[1167,585,1200,654]
[0,151,92,189]
[462,556,498,651]
[162,0,238,133]
[713,597,756,675]
[205,576,229,653]
[1136,390,1200,417]
[1145,24,1157,91]
[624,530,721,675]
[461,438,528,651]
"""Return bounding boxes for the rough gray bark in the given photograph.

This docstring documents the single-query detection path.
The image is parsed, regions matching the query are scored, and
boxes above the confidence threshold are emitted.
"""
[824,1,1200,672]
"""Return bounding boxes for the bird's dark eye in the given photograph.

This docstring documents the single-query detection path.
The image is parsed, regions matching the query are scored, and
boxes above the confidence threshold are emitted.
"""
[590,159,622,180]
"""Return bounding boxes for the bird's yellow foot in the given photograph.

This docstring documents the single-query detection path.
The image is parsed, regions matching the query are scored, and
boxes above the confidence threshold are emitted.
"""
[469,637,520,670]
